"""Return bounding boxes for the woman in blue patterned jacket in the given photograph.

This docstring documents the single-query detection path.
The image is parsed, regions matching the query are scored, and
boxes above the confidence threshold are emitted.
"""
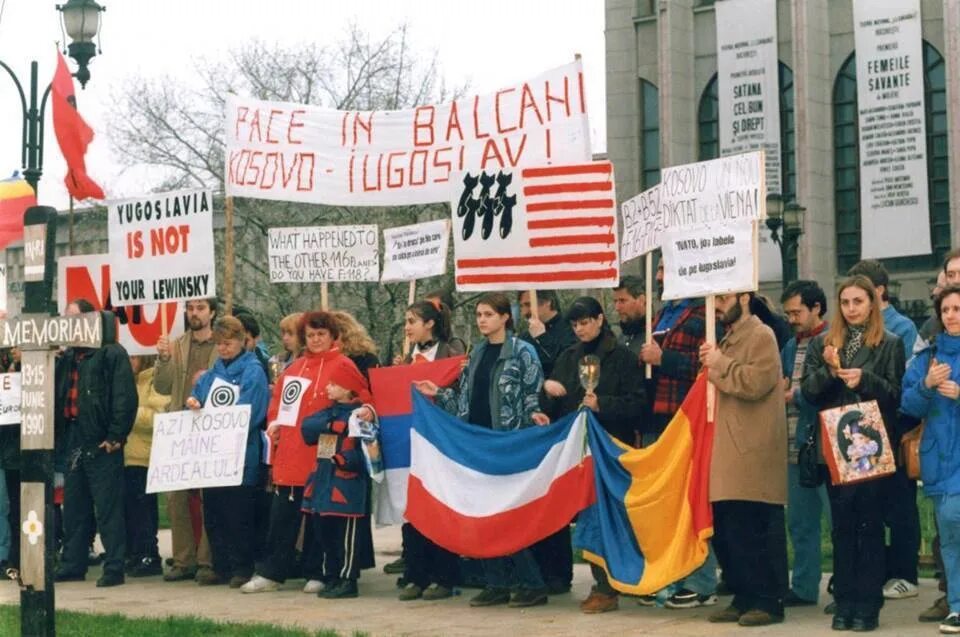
[414,292,547,609]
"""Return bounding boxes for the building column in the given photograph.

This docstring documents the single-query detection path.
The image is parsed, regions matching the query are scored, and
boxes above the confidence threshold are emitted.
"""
[658,0,696,168]
[945,0,960,249]
[791,0,836,291]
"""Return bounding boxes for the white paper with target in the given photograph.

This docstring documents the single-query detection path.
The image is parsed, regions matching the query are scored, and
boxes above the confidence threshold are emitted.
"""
[274,376,313,426]
[206,377,239,408]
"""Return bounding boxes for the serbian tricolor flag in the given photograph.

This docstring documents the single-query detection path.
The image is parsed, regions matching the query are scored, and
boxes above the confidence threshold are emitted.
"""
[0,175,35,249]
[406,391,596,558]
[368,357,465,525]
[574,373,714,595]
[51,51,104,201]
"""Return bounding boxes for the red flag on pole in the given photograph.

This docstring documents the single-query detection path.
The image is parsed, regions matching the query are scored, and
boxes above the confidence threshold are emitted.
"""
[52,51,104,200]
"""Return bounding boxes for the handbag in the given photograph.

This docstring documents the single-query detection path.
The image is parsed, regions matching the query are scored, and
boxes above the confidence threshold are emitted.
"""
[819,399,896,486]
[797,428,822,487]
[899,422,924,480]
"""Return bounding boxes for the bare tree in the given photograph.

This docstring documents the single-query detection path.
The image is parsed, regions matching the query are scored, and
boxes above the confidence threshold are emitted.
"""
[104,25,471,358]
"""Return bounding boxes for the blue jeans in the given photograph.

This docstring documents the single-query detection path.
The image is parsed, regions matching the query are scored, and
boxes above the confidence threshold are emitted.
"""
[787,462,830,601]
[932,493,960,613]
[482,549,545,591]
[680,543,718,595]
[0,469,9,562]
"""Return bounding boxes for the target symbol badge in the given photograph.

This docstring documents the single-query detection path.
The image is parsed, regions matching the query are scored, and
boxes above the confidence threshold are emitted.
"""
[210,385,238,407]
[282,380,304,406]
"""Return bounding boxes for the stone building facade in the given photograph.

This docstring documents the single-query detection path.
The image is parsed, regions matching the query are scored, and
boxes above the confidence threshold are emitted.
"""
[606,0,959,318]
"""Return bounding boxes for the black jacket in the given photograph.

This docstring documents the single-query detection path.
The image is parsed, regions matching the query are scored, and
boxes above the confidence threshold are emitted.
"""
[800,331,906,447]
[539,330,646,444]
[521,313,578,378]
[55,342,138,452]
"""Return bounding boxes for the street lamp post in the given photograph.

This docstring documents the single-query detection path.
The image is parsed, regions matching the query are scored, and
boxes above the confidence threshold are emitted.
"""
[0,4,104,637]
[766,195,806,285]
[0,0,105,196]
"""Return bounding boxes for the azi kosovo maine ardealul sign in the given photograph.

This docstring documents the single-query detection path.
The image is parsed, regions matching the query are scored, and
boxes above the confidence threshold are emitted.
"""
[0,312,102,349]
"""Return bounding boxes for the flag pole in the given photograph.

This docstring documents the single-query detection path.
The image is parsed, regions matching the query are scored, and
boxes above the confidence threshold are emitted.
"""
[224,195,235,315]
[402,279,416,357]
[644,252,653,379]
[320,282,329,311]
[529,289,539,322]
[68,195,75,255]
[705,295,716,422]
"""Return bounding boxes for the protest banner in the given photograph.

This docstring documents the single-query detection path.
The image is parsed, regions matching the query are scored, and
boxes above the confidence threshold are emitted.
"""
[225,61,591,206]
[853,0,931,258]
[268,225,379,284]
[57,253,184,356]
[451,161,619,292]
[0,372,21,426]
[146,405,251,493]
[659,151,764,301]
[620,184,662,265]
[106,189,217,305]
[381,219,450,283]
[716,0,781,196]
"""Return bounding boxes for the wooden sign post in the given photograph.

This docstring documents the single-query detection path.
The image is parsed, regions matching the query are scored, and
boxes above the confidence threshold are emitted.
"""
[9,206,108,637]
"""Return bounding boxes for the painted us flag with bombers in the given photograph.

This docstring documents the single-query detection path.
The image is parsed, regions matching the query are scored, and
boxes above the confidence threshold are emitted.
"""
[450,161,620,291]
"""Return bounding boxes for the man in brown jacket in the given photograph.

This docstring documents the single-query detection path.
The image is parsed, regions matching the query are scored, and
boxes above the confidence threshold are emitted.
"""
[154,298,218,583]
[699,292,789,627]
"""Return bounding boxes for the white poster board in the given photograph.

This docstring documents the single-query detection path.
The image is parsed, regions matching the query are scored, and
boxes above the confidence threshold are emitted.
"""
[620,184,663,264]
[381,220,450,282]
[146,405,251,493]
[0,373,20,426]
[659,152,764,300]
[268,225,379,283]
[107,190,217,304]
[57,254,185,356]
[716,0,782,196]
[450,161,619,292]
[853,0,931,259]
[224,61,591,206]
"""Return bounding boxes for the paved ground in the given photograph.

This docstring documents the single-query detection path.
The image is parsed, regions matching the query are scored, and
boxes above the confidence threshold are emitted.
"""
[0,525,948,636]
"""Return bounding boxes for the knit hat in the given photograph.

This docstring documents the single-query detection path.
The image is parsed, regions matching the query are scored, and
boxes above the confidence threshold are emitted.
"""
[327,359,371,403]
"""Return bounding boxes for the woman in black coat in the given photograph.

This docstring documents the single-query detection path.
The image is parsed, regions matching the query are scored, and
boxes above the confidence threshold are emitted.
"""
[534,296,646,612]
[801,275,905,632]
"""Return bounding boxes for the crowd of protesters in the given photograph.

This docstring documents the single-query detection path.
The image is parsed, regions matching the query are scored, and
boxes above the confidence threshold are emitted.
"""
[1,250,960,633]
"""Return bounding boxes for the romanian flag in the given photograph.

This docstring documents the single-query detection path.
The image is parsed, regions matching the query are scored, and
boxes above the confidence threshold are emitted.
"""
[574,373,714,595]
[368,357,466,525]
[0,175,35,250]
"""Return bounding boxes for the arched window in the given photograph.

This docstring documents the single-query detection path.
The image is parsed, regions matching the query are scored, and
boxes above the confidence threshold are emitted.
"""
[639,79,660,188]
[832,42,950,272]
[697,64,796,201]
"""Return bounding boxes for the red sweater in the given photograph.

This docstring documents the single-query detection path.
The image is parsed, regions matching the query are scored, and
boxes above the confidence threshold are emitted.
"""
[269,348,355,487]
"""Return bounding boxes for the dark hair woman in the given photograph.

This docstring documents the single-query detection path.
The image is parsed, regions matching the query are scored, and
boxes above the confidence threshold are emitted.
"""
[534,296,646,610]
[801,276,905,631]
[902,285,960,632]
[413,291,547,608]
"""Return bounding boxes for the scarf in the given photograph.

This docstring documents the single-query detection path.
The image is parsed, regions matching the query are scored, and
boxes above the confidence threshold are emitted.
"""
[797,320,828,343]
[842,324,867,366]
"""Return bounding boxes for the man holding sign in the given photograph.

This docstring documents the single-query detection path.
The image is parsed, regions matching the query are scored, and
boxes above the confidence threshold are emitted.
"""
[154,297,219,582]
[54,300,137,587]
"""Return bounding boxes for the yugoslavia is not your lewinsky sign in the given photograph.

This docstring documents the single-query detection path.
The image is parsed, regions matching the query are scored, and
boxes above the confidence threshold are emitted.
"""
[107,189,217,305]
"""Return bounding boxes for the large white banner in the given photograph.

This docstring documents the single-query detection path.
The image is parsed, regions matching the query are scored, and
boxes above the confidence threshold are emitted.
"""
[716,0,781,197]
[381,219,450,282]
[146,406,251,493]
[853,0,931,258]
[225,61,591,206]
[57,254,185,356]
[659,152,764,300]
[268,225,379,283]
[107,190,217,304]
